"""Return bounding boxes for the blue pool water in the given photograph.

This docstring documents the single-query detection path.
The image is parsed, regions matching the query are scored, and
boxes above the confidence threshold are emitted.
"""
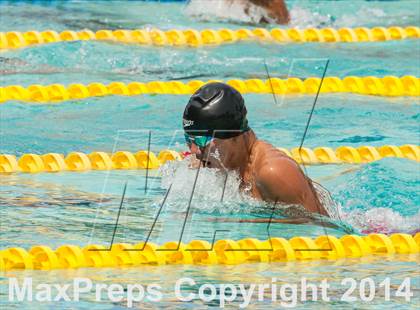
[0,0,419,309]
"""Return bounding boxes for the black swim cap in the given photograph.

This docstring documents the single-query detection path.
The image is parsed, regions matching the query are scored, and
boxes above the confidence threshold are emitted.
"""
[183,82,250,139]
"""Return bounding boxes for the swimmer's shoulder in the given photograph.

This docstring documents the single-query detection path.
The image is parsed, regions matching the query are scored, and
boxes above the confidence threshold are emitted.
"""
[252,140,308,204]
[254,140,295,163]
[253,140,303,180]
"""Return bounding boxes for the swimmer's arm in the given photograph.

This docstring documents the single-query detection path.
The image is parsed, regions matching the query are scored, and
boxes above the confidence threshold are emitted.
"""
[255,158,306,205]
[248,0,289,24]
[255,157,326,215]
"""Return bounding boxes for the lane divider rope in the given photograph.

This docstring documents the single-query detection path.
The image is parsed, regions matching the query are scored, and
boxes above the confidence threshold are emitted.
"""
[1,76,419,104]
[0,145,418,174]
[1,233,419,270]
[1,26,419,49]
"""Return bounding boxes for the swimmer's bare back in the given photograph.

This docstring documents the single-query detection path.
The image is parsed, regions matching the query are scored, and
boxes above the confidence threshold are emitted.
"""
[240,0,290,24]
[244,141,329,216]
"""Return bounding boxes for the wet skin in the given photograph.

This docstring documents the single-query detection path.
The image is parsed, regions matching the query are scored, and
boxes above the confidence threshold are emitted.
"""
[187,130,329,216]
[229,0,290,24]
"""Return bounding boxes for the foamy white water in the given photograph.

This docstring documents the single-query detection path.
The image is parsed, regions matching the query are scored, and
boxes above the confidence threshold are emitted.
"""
[185,0,275,24]
[185,1,388,28]
[159,158,419,234]
[159,158,343,219]
[343,207,420,235]
[160,157,255,214]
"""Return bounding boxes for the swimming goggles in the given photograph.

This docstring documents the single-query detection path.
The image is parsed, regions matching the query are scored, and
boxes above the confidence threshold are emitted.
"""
[184,133,214,148]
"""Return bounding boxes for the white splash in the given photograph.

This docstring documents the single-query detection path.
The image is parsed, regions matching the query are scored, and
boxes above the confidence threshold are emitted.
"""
[185,1,388,28]
[159,157,342,220]
[335,8,386,28]
[184,0,274,24]
[312,182,343,221]
[342,207,420,234]
[159,157,257,214]
[288,6,332,28]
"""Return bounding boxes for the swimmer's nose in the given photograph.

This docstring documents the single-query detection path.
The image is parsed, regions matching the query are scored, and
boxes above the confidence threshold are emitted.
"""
[189,142,202,156]
[190,143,208,161]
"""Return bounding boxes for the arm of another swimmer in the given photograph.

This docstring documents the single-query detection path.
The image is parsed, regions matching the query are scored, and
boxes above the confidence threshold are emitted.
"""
[249,0,290,24]
[255,157,327,215]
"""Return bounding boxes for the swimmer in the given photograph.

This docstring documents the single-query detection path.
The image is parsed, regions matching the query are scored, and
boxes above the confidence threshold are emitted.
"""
[186,0,289,24]
[0,56,62,75]
[241,0,289,24]
[182,82,328,216]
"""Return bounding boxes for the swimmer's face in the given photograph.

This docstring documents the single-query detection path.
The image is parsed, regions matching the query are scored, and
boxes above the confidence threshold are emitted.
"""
[187,137,235,169]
